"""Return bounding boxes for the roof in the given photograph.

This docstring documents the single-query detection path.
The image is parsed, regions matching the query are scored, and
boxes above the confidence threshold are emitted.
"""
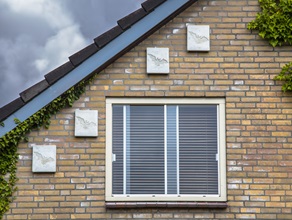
[0,0,197,137]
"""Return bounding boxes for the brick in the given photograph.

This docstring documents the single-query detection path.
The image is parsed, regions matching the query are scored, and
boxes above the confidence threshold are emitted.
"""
[236,214,256,219]
[12,209,33,214]
[266,202,286,207]
[241,207,261,213]
[133,213,153,218]
[17,203,38,208]
[49,214,71,219]
[59,202,80,207]
[18,191,39,196]
[43,196,65,202]
[174,213,194,218]
[215,213,235,219]
[257,214,277,219]
[272,132,291,137]
[70,214,91,219]
[34,208,54,213]
[276,214,292,219]
[39,202,59,208]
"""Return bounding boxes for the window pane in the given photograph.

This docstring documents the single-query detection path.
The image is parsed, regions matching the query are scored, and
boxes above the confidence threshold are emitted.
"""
[179,105,218,195]
[112,103,220,196]
[112,105,124,194]
[167,105,177,194]
[128,106,165,194]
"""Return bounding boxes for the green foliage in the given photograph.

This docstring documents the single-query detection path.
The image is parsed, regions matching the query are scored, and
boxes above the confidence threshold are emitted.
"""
[0,75,95,219]
[248,0,292,91]
[248,0,292,47]
[13,118,21,125]
[274,62,292,91]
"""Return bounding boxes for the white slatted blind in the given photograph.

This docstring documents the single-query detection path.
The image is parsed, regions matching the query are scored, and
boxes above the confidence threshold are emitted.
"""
[179,105,218,195]
[127,106,164,194]
[112,105,123,194]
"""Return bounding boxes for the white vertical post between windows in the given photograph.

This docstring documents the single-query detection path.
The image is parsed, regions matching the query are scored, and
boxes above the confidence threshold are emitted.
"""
[164,105,167,194]
[123,105,127,195]
[176,105,180,195]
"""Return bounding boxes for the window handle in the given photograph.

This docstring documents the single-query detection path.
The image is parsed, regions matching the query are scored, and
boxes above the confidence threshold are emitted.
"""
[112,154,116,162]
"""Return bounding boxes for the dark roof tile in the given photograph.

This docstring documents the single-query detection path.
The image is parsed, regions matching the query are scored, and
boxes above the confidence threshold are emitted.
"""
[69,43,99,66]
[45,61,74,85]
[94,26,123,48]
[0,98,24,122]
[117,8,147,30]
[142,0,166,13]
[20,80,49,103]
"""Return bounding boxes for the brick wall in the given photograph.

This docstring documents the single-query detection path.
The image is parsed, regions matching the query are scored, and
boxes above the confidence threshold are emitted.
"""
[4,0,292,219]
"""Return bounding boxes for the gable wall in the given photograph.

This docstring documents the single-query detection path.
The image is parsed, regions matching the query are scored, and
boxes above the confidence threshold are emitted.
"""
[4,0,292,219]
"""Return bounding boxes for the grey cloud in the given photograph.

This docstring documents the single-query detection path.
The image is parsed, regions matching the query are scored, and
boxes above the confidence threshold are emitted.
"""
[0,36,43,105]
[0,0,144,107]
[63,0,144,40]
[0,8,54,44]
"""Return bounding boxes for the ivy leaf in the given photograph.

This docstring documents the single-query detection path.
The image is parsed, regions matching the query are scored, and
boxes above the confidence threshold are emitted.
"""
[13,118,21,125]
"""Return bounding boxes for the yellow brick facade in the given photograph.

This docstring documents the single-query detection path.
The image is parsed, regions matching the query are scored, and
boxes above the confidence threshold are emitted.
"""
[4,0,292,219]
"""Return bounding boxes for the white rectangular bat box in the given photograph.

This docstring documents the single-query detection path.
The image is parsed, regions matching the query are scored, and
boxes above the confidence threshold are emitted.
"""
[75,109,98,137]
[187,25,210,51]
[146,48,169,74]
[32,145,56,173]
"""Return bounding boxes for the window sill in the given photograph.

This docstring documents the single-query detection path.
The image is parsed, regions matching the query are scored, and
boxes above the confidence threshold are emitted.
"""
[105,202,228,209]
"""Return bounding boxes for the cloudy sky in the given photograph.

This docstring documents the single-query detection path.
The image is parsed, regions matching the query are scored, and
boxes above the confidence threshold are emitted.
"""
[0,0,144,107]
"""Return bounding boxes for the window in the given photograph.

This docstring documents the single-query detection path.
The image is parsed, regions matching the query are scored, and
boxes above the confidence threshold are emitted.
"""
[106,98,226,202]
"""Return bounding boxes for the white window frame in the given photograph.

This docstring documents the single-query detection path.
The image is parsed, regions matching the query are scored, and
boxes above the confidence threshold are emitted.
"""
[106,98,226,202]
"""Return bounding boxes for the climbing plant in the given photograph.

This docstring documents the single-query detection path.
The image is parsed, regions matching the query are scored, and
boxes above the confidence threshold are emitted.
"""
[0,75,95,219]
[248,0,292,47]
[248,0,292,91]
[274,62,292,91]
